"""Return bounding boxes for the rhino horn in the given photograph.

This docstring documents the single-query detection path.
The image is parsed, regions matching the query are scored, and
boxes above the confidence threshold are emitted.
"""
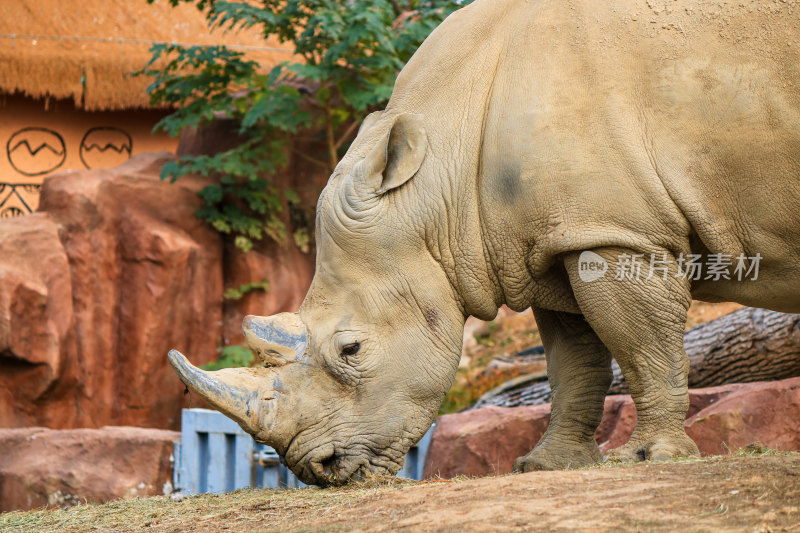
[167,349,262,432]
[242,313,308,366]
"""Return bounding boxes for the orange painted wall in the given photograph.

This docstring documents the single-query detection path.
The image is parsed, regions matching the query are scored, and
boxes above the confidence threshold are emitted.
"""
[0,94,178,215]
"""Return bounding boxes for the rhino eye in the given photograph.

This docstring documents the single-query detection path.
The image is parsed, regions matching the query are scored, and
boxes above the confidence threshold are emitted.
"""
[341,342,361,357]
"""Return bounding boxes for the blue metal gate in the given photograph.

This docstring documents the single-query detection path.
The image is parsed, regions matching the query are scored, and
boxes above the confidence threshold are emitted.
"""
[173,408,433,495]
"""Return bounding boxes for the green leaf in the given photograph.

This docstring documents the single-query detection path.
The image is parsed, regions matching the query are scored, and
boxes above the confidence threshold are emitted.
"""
[284,189,301,205]
[293,228,311,253]
[143,0,474,250]
[198,184,223,204]
[223,278,270,300]
[234,235,253,253]
[201,344,255,371]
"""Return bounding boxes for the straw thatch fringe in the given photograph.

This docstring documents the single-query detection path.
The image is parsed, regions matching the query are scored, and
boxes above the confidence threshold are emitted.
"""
[0,42,155,110]
[0,0,293,111]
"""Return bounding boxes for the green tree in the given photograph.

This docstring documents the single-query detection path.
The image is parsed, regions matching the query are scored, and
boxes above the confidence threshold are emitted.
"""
[140,0,470,252]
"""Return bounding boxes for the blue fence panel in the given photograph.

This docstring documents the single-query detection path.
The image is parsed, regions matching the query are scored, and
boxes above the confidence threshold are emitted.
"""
[174,408,434,495]
[397,426,433,480]
[174,409,257,494]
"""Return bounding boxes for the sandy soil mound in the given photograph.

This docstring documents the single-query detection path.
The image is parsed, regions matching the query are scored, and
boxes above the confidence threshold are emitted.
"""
[2,451,798,532]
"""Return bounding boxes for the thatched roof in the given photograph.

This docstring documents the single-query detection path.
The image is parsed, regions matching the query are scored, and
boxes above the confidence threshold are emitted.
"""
[0,0,294,111]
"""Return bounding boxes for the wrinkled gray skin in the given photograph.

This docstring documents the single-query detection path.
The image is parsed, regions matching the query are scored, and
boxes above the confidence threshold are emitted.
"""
[169,0,800,484]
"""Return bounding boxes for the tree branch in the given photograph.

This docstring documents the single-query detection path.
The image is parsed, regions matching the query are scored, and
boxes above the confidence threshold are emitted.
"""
[325,106,338,172]
[334,119,361,150]
[390,0,404,17]
[291,148,329,170]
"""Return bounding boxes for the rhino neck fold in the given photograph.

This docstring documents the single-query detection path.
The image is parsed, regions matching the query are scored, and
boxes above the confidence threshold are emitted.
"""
[418,154,503,323]
[349,5,514,322]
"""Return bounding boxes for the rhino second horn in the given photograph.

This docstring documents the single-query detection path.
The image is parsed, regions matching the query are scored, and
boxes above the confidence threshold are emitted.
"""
[242,313,308,366]
[167,349,256,429]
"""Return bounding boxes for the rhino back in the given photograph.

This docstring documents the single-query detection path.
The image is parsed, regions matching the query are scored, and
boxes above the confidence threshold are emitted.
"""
[448,0,800,311]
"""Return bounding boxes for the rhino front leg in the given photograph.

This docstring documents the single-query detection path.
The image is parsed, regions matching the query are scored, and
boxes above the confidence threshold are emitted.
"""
[565,247,700,462]
[512,308,612,472]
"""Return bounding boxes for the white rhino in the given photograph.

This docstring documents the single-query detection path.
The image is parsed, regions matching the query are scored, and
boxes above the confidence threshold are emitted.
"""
[168,0,800,484]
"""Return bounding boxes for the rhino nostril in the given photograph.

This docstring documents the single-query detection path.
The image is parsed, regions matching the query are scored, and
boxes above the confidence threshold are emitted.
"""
[321,454,337,479]
[349,463,368,483]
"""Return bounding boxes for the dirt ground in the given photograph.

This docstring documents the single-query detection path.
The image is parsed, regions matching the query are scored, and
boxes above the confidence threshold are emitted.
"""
[3,451,798,533]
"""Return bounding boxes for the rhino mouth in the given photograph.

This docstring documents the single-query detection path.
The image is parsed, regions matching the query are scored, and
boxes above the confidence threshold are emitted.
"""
[292,449,386,486]
[319,453,376,485]
[285,434,396,486]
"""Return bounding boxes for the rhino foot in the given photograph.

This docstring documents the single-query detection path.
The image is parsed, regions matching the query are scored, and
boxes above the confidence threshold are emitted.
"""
[604,432,700,463]
[512,440,602,472]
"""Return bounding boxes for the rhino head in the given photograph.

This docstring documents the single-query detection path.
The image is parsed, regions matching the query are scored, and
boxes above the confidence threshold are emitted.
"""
[169,113,470,486]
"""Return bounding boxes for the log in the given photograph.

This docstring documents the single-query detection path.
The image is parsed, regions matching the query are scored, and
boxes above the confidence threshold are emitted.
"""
[471,307,800,409]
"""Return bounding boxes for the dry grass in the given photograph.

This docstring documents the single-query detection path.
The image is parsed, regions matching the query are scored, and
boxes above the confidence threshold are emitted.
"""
[583,442,791,471]
[3,451,798,533]
[0,476,433,533]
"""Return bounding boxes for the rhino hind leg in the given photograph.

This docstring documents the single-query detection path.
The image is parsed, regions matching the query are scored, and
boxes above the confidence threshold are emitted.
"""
[565,247,700,463]
[512,308,613,472]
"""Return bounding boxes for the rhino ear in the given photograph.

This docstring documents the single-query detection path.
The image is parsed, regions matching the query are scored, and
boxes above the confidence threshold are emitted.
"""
[357,110,384,136]
[358,113,427,195]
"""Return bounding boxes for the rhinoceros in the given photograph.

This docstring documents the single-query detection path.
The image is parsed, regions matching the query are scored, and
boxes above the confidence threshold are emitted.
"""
[168,0,800,485]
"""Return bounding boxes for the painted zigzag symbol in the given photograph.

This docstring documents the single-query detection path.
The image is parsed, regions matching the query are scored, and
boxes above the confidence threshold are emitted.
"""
[9,140,65,157]
[82,142,132,154]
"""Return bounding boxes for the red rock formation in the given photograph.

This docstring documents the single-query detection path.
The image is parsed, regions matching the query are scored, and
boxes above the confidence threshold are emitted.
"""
[0,151,322,430]
[0,153,224,429]
[424,377,800,479]
[177,121,321,346]
[221,239,314,346]
[0,214,77,427]
[423,404,553,479]
[0,426,179,511]
[39,153,225,429]
[684,378,800,456]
